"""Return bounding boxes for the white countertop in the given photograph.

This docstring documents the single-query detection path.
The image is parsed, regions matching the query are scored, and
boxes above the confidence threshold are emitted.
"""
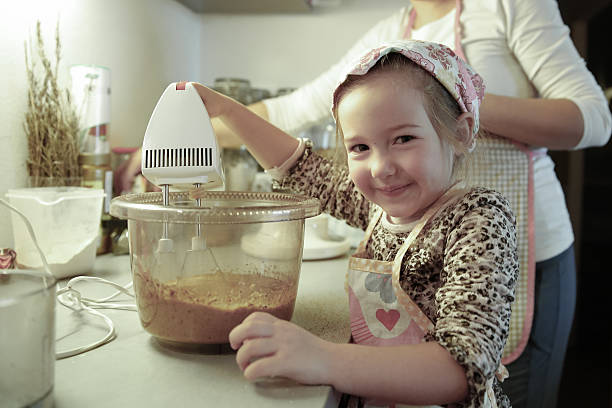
[54,253,351,407]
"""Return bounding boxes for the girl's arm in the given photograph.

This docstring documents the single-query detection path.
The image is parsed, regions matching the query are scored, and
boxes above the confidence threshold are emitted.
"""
[193,82,298,169]
[229,312,468,406]
[211,101,269,149]
[433,189,518,405]
[327,340,468,405]
[196,82,372,229]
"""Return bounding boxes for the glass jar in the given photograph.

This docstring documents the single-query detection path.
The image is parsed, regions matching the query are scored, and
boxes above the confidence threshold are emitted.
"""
[79,153,112,213]
[221,146,259,191]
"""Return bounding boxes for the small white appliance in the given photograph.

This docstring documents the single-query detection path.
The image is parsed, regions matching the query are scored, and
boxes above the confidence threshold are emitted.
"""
[141,81,224,190]
[141,81,225,276]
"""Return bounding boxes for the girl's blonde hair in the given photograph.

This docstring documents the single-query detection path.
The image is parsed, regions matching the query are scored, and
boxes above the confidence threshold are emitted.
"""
[332,52,480,184]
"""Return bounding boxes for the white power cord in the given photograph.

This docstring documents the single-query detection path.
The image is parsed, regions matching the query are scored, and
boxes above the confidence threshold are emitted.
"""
[0,199,53,286]
[0,198,137,360]
[57,276,136,311]
[55,276,137,360]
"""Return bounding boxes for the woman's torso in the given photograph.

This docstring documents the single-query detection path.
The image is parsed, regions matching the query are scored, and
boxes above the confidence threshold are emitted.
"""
[408,1,574,262]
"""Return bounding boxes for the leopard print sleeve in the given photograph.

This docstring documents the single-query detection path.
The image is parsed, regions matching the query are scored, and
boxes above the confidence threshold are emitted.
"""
[275,140,371,230]
[429,189,518,407]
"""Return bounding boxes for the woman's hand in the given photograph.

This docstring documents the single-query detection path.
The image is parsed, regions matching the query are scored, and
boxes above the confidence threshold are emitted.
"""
[229,312,335,385]
[113,150,142,195]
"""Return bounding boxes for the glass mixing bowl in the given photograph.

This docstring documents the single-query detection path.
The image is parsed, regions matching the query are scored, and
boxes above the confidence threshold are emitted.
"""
[110,191,319,347]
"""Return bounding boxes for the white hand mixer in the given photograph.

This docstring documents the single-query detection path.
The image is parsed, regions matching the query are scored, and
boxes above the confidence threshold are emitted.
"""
[141,81,224,280]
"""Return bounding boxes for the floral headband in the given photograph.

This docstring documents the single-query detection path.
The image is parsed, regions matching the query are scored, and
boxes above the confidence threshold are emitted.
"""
[332,40,485,150]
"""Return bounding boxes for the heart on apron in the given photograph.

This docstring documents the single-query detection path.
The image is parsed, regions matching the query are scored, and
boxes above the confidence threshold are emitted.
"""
[376,309,400,331]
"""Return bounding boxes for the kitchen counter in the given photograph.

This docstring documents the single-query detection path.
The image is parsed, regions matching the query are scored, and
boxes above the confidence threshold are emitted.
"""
[54,253,351,407]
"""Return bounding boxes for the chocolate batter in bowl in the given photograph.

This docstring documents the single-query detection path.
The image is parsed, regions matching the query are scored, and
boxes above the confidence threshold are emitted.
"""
[110,191,319,349]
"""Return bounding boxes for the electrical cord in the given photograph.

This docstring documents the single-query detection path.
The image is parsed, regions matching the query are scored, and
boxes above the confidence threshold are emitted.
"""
[0,199,53,286]
[57,276,136,311]
[0,198,136,360]
[55,276,137,359]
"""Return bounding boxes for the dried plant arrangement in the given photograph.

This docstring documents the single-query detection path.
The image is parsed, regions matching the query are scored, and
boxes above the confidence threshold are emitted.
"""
[24,21,81,187]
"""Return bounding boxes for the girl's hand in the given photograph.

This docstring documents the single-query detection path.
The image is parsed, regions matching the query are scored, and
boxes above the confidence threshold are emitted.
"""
[229,312,335,385]
[191,82,237,119]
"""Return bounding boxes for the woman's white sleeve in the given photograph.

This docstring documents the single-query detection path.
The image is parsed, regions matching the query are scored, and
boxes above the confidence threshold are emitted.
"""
[263,9,407,135]
[504,0,611,149]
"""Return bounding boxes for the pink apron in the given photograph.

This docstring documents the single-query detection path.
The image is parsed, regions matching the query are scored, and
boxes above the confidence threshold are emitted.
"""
[345,188,503,408]
[402,1,535,364]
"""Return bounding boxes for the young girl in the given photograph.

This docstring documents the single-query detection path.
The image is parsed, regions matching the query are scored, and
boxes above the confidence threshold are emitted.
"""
[192,40,518,408]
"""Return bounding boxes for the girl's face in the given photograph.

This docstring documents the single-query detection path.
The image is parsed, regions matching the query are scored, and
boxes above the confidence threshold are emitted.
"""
[338,71,455,224]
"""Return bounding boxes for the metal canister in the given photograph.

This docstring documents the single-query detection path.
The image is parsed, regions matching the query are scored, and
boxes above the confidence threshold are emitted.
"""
[250,88,271,103]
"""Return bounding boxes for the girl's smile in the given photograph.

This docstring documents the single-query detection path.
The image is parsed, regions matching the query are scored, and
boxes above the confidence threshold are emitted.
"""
[338,71,455,224]
[375,184,411,195]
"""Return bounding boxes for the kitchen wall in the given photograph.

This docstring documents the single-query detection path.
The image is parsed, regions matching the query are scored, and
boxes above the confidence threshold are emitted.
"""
[0,0,406,246]
[198,1,408,91]
[0,0,200,246]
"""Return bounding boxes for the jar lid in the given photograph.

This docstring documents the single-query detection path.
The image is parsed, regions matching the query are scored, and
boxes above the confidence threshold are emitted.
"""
[109,191,320,224]
[79,153,111,166]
